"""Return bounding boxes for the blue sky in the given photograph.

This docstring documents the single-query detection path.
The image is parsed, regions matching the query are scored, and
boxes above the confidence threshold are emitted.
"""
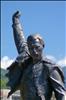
[1,1,66,61]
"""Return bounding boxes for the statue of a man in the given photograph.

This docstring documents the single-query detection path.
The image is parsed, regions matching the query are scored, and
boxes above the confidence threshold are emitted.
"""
[6,11,66,100]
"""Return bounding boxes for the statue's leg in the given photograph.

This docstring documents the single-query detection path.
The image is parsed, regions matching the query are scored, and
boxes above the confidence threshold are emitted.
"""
[44,84,53,100]
[35,96,41,100]
[20,90,23,100]
[44,86,53,100]
[45,93,52,100]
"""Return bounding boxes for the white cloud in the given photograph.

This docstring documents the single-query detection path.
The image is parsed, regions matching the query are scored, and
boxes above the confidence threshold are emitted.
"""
[46,55,66,67]
[46,55,56,62]
[1,56,14,69]
[57,57,66,67]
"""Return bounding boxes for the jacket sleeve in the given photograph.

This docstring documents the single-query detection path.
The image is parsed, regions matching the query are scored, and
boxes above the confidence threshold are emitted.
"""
[49,65,66,100]
[12,11,29,55]
[6,61,23,98]
[6,11,31,98]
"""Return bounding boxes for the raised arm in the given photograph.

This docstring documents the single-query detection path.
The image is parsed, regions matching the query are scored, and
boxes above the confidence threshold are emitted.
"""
[12,11,29,54]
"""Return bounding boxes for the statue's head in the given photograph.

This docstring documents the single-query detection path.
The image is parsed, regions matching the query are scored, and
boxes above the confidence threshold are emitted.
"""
[27,34,45,61]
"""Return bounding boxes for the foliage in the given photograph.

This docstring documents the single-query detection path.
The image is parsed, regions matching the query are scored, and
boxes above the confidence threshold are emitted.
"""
[0,79,8,89]
[0,68,9,89]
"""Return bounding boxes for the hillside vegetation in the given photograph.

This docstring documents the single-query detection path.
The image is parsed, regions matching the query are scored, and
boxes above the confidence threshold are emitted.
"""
[0,68,8,89]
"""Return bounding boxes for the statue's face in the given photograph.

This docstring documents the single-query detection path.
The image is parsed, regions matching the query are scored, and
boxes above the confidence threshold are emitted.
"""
[28,37,43,61]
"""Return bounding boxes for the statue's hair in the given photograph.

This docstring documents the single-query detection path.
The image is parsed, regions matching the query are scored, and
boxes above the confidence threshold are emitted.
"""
[27,33,45,48]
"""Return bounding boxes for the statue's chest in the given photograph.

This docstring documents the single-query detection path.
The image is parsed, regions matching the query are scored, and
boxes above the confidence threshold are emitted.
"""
[24,62,43,78]
[32,62,49,83]
[22,61,49,85]
[22,64,34,82]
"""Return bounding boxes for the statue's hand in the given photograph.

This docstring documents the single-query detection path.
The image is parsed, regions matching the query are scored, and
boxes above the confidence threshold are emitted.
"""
[12,11,21,20]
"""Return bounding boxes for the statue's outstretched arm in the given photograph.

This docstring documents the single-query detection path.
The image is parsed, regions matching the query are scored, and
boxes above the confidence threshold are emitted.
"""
[12,11,29,54]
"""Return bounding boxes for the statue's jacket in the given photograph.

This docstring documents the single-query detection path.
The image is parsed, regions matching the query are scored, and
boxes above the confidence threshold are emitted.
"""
[6,54,65,98]
[6,16,66,98]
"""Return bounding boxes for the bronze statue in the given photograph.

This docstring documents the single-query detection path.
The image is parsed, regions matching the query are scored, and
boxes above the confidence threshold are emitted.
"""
[6,11,66,100]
